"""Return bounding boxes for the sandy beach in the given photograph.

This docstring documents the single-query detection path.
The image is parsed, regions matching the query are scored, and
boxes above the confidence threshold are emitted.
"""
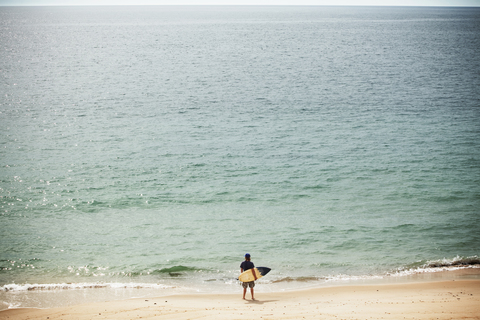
[2,274,479,320]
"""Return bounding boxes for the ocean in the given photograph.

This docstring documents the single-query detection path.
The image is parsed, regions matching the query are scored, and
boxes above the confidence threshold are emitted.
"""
[1,5,479,310]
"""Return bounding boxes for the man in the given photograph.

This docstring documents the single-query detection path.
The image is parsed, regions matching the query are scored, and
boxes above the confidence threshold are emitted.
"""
[240,253,255,300]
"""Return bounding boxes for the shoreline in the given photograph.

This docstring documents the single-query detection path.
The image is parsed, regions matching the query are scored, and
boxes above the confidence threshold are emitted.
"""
[1,269,479,320]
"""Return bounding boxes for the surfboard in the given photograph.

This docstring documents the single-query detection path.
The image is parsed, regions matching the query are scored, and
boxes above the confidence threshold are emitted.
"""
[238,267,271,282]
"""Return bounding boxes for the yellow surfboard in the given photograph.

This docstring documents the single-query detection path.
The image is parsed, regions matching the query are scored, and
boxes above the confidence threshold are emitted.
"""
[238,267,271,282]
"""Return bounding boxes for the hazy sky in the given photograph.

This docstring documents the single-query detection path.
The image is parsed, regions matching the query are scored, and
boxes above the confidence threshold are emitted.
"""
[0,0,479,6]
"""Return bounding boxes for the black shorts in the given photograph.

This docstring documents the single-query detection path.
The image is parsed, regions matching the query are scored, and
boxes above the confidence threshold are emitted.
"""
[242,281,255,289]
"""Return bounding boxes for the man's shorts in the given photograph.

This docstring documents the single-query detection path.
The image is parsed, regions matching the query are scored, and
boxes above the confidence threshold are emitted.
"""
[242,281,255,289]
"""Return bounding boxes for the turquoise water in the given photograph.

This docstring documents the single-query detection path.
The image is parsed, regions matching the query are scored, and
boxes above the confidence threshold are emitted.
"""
[1,5,479,309]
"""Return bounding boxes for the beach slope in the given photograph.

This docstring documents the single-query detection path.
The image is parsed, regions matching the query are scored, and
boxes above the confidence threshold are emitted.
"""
[1,279,479,320]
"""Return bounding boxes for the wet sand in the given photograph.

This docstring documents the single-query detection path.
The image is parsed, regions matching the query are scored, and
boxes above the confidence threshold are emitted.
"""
[1,276,479,320]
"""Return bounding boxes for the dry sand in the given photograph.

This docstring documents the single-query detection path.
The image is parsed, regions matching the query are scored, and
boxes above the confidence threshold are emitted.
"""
[1,277,479,319]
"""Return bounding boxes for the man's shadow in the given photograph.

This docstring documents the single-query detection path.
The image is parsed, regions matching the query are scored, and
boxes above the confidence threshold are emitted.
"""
[245,299,278,305]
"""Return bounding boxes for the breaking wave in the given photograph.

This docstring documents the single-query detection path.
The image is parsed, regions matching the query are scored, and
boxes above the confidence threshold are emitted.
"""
[1,282,172,292]
[388,255,480,277]
[422,256,480,268]
[269,256,480,284]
